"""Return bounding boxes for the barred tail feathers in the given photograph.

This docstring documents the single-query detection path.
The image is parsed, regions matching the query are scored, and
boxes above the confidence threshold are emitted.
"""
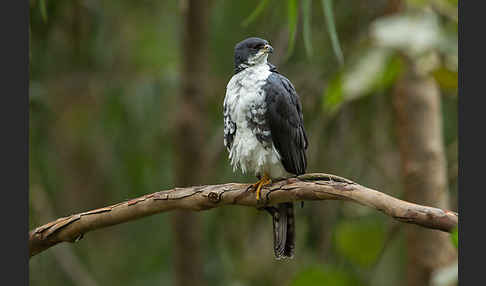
[266,202,295,259]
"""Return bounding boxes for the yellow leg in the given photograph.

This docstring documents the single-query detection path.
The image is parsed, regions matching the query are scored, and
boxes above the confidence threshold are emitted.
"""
[254,173,272,201]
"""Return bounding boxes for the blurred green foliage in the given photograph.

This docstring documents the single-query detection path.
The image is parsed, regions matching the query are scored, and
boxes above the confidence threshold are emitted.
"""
[321,0,344,65]
[322,53,403,116]
[29,0,457,285]
[322,72,343,115]
[301,0,313,58]
[241,0,271,27]
[290,265,362,286]
[38,0,47,22]
[433,67,458,92]
[334,218,386,267]
[245,0,344,63]
[451,227,458,249]
[286,0,299,59]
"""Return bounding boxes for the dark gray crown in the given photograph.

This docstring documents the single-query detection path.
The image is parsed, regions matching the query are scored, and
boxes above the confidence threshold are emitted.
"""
[234,37,269,71]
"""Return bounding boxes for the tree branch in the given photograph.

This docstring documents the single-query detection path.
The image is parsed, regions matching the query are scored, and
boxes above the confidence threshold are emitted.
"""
[29,173,458,259]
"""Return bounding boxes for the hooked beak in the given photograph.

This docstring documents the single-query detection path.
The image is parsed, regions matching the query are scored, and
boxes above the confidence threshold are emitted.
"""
[263,44,273,54]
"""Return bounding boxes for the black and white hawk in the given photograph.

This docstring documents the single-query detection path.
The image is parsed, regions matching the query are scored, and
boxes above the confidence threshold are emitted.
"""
[223,37,308,259]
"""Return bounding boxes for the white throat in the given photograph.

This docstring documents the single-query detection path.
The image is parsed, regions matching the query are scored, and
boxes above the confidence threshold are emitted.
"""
[247,52,269,66]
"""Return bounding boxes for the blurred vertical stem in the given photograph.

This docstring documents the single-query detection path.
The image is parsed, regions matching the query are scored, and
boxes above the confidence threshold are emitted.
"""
[302,0,313,58]
[321,0,344,65]
[286,0,298,59]
[172,1,210,286]
[39,0,48,22]
[241,0,271,27]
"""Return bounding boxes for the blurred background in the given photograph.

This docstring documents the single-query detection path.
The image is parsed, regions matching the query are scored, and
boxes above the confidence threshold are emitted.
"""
[29,0,458,285]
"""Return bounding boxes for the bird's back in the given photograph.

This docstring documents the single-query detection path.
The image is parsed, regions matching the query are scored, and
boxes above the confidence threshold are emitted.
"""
[262,70,308,176]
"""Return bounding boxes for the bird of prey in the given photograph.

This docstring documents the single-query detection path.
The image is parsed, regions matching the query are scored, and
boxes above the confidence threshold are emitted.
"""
[223,37,308,259]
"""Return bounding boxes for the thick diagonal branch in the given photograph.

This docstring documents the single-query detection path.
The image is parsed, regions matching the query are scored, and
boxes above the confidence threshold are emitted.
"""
[29,173,458,259]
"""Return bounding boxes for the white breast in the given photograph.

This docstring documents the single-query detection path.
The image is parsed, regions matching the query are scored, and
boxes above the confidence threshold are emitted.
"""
[224,64,288,179]
[224,64,270,123]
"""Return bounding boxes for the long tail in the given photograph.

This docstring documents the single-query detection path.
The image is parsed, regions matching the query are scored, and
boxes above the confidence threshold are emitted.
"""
[265,202,295,259]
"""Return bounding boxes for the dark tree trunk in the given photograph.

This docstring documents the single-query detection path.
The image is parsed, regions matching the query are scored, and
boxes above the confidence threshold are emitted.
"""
[393,63,457,286]
[172,1,210,286]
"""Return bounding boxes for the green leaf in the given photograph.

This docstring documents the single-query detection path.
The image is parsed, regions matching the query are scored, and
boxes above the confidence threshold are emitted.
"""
[334,219,386,267]
[340,51,402,102]
[290,265,362,286]
[321,0,344,65]
[302,0,313,58]
[285,0,298,60]
[432,66,458,92]
[372,54,403,91]
[322,72,343,115]
[451,226,458,248]
[39,0,48,23]
[241,0,271,27]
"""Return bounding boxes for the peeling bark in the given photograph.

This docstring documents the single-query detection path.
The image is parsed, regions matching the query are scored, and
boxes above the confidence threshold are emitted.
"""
[29,173,458,259]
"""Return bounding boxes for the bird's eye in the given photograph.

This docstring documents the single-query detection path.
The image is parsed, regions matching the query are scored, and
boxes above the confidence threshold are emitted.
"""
[255,44,264,49]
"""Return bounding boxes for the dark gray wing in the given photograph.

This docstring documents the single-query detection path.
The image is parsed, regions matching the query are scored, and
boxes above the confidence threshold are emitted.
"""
[223,102,236,152]
[263,72,308,175]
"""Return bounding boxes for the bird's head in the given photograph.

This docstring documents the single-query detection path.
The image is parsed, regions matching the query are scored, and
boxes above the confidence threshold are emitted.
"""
[234,37,273,71]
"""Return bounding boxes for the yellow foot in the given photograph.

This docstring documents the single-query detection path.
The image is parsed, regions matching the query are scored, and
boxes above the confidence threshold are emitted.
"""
[250,174,272,201]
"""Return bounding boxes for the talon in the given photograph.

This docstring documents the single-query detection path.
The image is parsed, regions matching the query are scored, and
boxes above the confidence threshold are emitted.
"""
[250,173,272,201]
[256,182,262,200]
